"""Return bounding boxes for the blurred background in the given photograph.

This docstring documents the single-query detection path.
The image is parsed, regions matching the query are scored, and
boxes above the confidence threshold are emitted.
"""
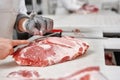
[25,0,120,15]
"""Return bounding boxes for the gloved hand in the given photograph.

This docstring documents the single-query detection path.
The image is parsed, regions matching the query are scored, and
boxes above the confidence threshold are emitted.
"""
[0,38,29,60]
[24,15,53,35]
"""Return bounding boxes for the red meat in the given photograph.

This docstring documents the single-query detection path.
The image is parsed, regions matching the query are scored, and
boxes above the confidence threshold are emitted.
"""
[7,67,107,80]
[7,70,40,79]
[13,36,89,67]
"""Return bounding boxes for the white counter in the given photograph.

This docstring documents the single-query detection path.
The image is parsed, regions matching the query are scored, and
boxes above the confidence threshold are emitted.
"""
[43,14,120,33]
[104,38,120,50]
[44,14,120,49]
[0,33,120,80]
[1,14,120,80]
[0,39,105,79]
[43,15,120,80]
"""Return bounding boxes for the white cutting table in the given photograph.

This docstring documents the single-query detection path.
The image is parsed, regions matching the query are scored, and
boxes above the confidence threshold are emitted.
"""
[0,28,119,80]
[43,14,120,33]
[1,14,120,80]
[43,14,120,48]
[0,38,105,79]
[0,29,105,79]
[43,14,120,80]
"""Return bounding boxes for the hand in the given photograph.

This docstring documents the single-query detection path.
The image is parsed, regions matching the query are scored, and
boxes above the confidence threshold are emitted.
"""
[25,15,53,35]
[0,38,29,60]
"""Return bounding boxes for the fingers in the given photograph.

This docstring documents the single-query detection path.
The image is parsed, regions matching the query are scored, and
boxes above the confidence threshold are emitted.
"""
[26,19,36,35]
[26,15,54,35]
[33,28,42,35]
[12,40,30,46]
[34,16,53,34]
[9,48,14,55]
[43,17,54,32]
[35,16,47,34]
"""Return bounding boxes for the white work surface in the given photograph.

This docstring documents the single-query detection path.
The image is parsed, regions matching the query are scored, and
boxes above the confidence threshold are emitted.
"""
[0,37,120,80]
[1,14,120,80]
[43,14,120,33]
[0,39,105,79]
[44,14,120,49]
[43,14,120,80]
[104,38,120,50]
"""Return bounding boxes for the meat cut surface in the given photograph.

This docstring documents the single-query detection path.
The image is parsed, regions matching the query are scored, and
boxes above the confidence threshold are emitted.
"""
[13,36,89,67]
[7,70,40,79]
[7,67,107,80]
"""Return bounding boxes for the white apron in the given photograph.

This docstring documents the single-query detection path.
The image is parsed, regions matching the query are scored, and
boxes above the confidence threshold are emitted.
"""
[0,0,20,39]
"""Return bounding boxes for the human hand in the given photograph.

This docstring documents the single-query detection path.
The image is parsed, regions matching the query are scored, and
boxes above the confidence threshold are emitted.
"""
[25,15,53,35]
[0,38,29,60]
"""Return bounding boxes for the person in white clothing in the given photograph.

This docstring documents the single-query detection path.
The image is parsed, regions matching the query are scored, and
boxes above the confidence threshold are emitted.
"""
[55,0,98,15]
[0,0,53,59]
[19,0,28,15]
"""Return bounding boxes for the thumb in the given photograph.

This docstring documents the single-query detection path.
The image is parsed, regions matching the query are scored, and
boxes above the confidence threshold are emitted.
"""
[12,40,30,46]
